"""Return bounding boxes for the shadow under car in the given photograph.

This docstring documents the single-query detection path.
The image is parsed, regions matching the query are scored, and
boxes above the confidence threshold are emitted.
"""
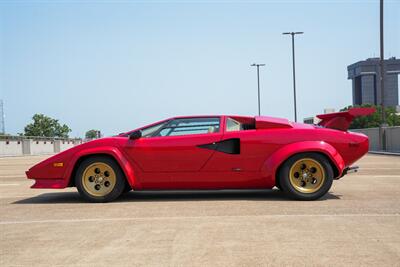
[13,189,341,204]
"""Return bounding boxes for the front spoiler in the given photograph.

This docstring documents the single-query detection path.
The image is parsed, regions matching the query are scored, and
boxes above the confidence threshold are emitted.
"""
[26,169,68,189]
[30,178,68,189]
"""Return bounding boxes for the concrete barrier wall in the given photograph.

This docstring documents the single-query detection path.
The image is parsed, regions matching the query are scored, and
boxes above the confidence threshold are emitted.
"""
[0,136,82,157]
[351,126,400,153]
[60,140,76,151]
[2,128,398,156]
[351,127,380,151]
[385,127,400,152]
[30,140,55,155]
[0,140,23,156]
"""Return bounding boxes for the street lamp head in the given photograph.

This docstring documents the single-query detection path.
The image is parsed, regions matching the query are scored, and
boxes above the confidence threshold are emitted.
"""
[251,63,265,67]
[282,32,304,35]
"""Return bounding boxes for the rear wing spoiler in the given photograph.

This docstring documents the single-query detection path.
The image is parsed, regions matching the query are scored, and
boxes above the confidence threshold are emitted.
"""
[316,107,376,131]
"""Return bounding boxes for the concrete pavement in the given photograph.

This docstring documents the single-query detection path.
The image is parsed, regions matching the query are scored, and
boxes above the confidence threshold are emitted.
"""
[1,154,399,266]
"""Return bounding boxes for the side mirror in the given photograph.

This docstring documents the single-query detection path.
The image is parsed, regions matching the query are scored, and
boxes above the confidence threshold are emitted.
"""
[129,130,142,140]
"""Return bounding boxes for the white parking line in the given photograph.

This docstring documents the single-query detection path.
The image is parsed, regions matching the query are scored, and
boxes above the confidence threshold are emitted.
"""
[0,183,19,186]
[361,167,400,170]
[1,213,399,225]
[0,195,30,199]
[352,175,400,178]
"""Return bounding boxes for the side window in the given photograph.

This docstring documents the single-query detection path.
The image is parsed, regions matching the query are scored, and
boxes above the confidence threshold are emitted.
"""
[226,118,241,132]
[141,121,168,137]
[156,118,220,137]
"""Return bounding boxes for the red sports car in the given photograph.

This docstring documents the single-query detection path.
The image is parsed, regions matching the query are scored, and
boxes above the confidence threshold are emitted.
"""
[26,108,374,202]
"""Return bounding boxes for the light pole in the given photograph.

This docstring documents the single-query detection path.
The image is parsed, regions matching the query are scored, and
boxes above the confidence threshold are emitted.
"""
[0,99,4,134]
[251,63,265,116]
[379,0,386,151]
[283,31,303,122]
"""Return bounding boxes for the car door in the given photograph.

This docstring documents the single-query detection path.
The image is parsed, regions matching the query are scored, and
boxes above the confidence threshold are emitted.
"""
[200,116,274,188]
[123,117,223,188]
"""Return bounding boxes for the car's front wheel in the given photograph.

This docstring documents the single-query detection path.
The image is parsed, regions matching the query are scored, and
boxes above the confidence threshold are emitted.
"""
[278,153,334,200]
[75,156,126,202]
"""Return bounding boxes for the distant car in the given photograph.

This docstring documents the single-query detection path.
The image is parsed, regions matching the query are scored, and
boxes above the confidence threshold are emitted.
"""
[26,108,374,202]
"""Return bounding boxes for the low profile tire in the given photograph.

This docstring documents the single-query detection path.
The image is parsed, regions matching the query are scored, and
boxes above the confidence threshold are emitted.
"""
[75,156,126,203]
[275,178,282,191]
[123,180,132,194]
[278,153,333,201]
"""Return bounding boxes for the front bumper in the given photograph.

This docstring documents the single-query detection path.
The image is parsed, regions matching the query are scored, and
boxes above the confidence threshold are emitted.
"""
[30,178,68,189]
[26,170,68,189]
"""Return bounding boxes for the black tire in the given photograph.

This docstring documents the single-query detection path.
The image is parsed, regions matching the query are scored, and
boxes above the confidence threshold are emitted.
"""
[75,156,126,203]
[275,177,282,191]
[278,153,333,200]
[123,180,132,194]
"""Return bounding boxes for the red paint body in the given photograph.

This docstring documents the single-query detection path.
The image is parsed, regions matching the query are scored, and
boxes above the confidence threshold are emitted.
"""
[26,111,370,191]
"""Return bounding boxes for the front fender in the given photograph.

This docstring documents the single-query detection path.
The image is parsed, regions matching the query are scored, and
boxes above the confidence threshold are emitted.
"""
[261,141,345,186]
[64,146,136,189]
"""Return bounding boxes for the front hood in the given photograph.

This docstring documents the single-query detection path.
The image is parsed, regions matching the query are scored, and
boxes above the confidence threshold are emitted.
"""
[26,137,119,179]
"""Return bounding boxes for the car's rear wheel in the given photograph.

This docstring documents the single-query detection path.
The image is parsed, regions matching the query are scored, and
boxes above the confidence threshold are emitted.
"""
[75,156,125,202]
[279,153,333,200]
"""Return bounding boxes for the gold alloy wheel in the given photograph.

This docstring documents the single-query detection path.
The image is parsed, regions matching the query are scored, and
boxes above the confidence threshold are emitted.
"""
[82,162,117,197]
[289,158,325,194]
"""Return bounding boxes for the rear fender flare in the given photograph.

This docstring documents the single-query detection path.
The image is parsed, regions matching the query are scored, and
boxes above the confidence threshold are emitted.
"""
[261,141,345,185]
[64,146,136,189]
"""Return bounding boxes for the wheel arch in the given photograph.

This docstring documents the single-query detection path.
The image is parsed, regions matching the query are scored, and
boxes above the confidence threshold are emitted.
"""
[65,147,136,189]
[275,151,340,185]
[261,141,345,186]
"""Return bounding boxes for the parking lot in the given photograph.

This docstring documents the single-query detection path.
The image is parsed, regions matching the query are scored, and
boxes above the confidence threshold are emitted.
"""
[0,154,399,266]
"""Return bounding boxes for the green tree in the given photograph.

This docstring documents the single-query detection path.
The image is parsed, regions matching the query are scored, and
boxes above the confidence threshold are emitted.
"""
[23,114,71,138]
[340,104,400,129]
[85,129,100,139]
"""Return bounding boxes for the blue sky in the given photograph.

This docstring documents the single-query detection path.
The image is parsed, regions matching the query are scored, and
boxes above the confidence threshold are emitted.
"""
[1,0,399,137]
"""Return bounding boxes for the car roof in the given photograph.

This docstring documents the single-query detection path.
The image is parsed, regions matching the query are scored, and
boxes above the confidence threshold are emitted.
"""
[170,115,254,120]
[120,115,256,136]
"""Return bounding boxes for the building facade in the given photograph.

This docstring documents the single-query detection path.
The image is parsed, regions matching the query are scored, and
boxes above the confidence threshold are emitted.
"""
[347,57,400,108]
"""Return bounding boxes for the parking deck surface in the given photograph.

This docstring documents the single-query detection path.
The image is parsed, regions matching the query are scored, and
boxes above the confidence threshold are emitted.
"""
[0,154,399,266]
